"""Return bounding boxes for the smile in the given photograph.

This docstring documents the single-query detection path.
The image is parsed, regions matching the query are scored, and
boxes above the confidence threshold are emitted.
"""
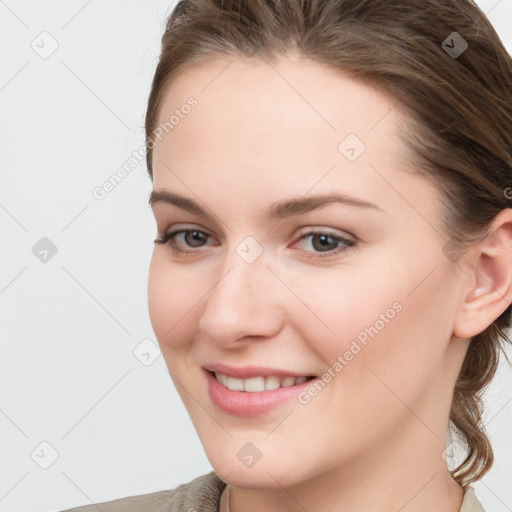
[213,372,314,392]
[204,367,318,416]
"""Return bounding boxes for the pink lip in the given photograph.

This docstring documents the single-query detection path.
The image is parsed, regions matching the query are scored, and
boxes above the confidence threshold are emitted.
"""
[203,367,316,417]
[203,362,313,379]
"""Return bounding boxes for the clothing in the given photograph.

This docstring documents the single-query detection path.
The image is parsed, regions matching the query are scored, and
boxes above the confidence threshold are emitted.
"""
[60,471,485,512]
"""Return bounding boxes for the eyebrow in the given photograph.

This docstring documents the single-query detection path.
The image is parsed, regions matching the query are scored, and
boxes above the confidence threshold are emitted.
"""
[148,189,383,219]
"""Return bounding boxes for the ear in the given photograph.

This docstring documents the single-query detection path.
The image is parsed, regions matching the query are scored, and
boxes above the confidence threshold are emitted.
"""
[453,208,512,339]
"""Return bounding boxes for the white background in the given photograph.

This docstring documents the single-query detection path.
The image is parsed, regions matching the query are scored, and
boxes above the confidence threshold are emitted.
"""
[0,1,511,511]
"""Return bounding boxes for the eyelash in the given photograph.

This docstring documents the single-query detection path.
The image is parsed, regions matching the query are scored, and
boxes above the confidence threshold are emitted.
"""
[154,228,356,258]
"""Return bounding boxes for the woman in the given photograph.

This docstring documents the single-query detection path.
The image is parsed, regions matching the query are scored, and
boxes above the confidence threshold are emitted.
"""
[64,0,512,510]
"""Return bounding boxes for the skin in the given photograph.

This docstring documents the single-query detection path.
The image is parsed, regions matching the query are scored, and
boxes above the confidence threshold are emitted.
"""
[147,55,512,512]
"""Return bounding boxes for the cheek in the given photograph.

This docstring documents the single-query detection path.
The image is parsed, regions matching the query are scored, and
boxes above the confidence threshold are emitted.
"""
[285,261,404,358]
[288,253,456,394]
[147,252,198,351]
[277,265,455,461]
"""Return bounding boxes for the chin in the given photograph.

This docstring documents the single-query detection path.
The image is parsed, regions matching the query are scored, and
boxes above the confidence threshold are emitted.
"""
[214,461,301,489]
[202,443,315,489]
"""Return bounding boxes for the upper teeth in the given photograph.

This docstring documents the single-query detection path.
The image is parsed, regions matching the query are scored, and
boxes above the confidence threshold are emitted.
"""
[215,372,308,392]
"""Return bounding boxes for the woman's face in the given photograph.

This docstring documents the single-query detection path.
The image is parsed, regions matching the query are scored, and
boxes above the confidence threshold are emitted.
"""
[148,56,468,488]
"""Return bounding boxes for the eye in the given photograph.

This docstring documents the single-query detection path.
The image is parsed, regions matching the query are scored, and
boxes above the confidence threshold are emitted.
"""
[154,227,356,258]
[154,229,214,255]
[293,230,355,257]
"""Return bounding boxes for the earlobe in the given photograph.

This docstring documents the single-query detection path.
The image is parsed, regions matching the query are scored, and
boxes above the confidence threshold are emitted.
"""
[453,208,512,339]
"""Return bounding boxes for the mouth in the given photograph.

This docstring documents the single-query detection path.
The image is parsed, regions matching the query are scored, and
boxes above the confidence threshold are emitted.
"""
[209,371,316,392]
[203,365,318,416]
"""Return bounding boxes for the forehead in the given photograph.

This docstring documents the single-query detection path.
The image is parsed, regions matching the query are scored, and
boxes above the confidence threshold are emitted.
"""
[150,55,440,228]
[155,55,402,139]
[153,56,408,171]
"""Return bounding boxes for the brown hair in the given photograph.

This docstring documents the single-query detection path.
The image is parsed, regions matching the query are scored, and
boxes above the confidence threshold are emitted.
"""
[145,0,512,486]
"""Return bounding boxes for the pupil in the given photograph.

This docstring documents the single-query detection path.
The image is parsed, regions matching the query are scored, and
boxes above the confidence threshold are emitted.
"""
[186,231,205,247]
[313,234,337,252]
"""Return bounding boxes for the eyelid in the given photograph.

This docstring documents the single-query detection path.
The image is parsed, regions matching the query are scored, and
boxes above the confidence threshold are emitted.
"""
[295,226,355,241]
[156,225,355,245]
[158,222,355,238]
[156,222,215,239]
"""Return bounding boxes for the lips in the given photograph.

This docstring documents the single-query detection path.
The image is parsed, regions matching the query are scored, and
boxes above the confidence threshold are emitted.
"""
[203,364,318,416]
[203,362,315,379]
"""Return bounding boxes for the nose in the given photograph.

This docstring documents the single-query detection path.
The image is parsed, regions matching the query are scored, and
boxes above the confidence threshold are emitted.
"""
[198,244,284,347]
